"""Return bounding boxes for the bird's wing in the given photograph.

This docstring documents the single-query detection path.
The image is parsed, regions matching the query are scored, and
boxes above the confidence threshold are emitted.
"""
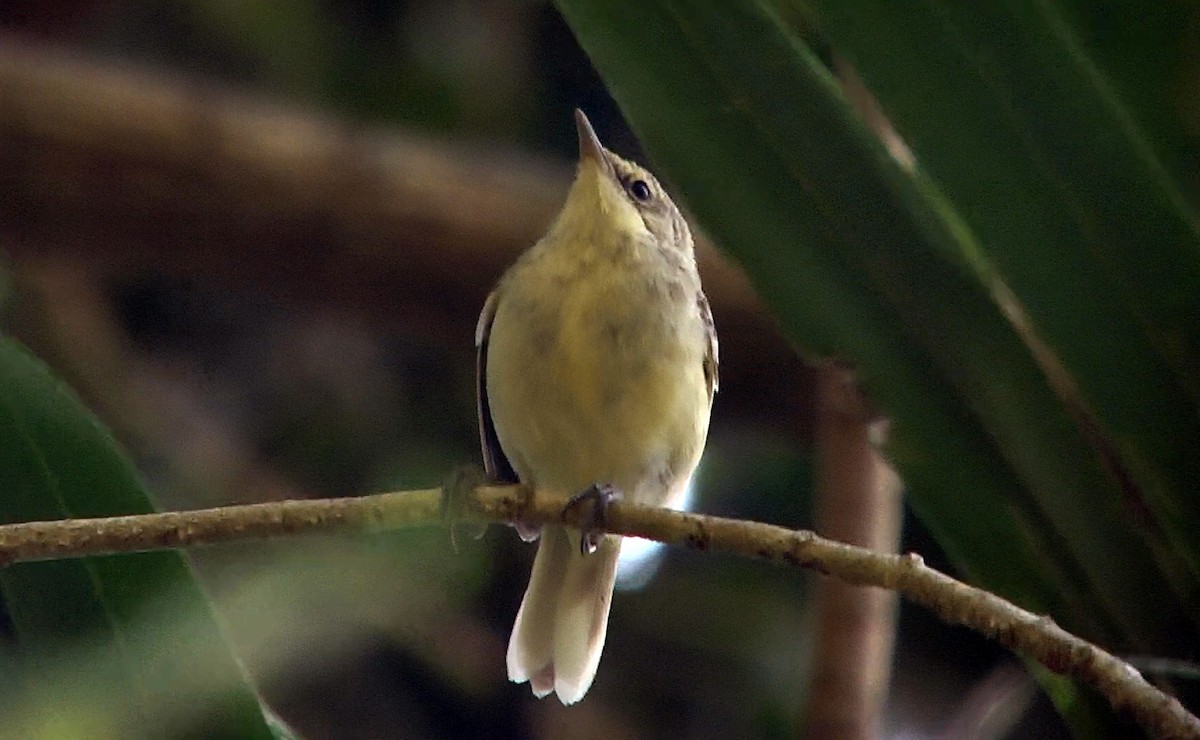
[698,291,719,402]
[476,289,520,483]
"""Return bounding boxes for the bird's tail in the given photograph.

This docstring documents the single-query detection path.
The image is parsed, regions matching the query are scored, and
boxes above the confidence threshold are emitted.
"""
[506,524,621,704]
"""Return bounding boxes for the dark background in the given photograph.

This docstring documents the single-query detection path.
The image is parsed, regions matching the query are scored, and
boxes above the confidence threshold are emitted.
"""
[0,2,1070,737]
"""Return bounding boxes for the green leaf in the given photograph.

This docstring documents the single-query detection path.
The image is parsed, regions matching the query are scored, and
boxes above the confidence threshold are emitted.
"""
[1056,0,1198,195]
[555,0,1200,730]
[803,0,1200,585]
[0,337,275,738]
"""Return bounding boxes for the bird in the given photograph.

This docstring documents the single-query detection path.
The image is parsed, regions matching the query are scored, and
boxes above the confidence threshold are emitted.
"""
[475,109,717,705]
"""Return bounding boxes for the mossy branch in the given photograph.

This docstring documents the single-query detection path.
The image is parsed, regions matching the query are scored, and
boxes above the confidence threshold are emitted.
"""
[0,483,1193,739]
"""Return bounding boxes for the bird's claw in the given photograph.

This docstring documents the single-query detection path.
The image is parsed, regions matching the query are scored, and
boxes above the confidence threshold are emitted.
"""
[442,464,489,552]
[565,483,621,555]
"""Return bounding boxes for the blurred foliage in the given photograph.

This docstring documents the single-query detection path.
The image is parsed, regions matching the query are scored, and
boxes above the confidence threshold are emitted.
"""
[555,0,1200,735]
[100,0,549,140]
[0,338,274,738]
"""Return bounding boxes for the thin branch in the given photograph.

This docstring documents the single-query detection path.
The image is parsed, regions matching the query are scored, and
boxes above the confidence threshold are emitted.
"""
[0,490,444,561]
[0,485,1194,738]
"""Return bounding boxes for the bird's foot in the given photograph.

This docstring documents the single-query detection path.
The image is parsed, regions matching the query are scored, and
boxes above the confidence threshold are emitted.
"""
[565,482,622,555]
[441,464,489,552]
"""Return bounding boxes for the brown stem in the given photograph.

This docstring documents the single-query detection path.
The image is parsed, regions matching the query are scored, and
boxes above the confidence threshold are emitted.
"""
[805,363,903,739]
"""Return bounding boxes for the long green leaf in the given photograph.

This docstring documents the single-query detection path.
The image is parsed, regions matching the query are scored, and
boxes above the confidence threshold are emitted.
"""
[1056,0,1197,196]
[0,338,274,738]
[804,0,1200,585]
[555,0,1200,730]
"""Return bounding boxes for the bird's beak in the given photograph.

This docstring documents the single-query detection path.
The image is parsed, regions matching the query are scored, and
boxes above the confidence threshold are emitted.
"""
[575,109,616,180]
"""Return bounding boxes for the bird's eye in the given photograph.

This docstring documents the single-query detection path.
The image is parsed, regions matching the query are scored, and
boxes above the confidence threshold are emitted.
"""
[628,179,653,202]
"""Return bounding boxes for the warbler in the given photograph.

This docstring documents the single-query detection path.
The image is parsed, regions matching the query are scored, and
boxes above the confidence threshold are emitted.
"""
[475,110,717,704]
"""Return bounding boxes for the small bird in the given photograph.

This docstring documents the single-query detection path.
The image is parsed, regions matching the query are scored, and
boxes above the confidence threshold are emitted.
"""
[475,110,717,704]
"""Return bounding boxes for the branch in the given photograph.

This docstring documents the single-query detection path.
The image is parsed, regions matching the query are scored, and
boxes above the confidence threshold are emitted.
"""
[0,486,1194,738]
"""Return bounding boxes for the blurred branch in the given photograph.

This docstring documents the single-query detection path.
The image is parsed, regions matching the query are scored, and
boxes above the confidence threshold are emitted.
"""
[0,486,1194,738]
[803,65,907,740]
[0,35,808,435]
[805,363,902,739]
[938,662,1037,740]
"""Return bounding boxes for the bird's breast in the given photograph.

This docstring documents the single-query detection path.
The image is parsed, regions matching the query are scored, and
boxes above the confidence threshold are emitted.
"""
[486,256,709,504]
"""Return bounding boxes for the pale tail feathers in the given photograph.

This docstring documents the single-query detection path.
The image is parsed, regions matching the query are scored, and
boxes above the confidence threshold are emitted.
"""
[506,525,621,704]
[514,521,542,543]
[506,525,569,697]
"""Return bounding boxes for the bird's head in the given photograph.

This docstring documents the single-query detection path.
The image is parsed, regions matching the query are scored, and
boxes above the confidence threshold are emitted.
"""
[551,110,693,257]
